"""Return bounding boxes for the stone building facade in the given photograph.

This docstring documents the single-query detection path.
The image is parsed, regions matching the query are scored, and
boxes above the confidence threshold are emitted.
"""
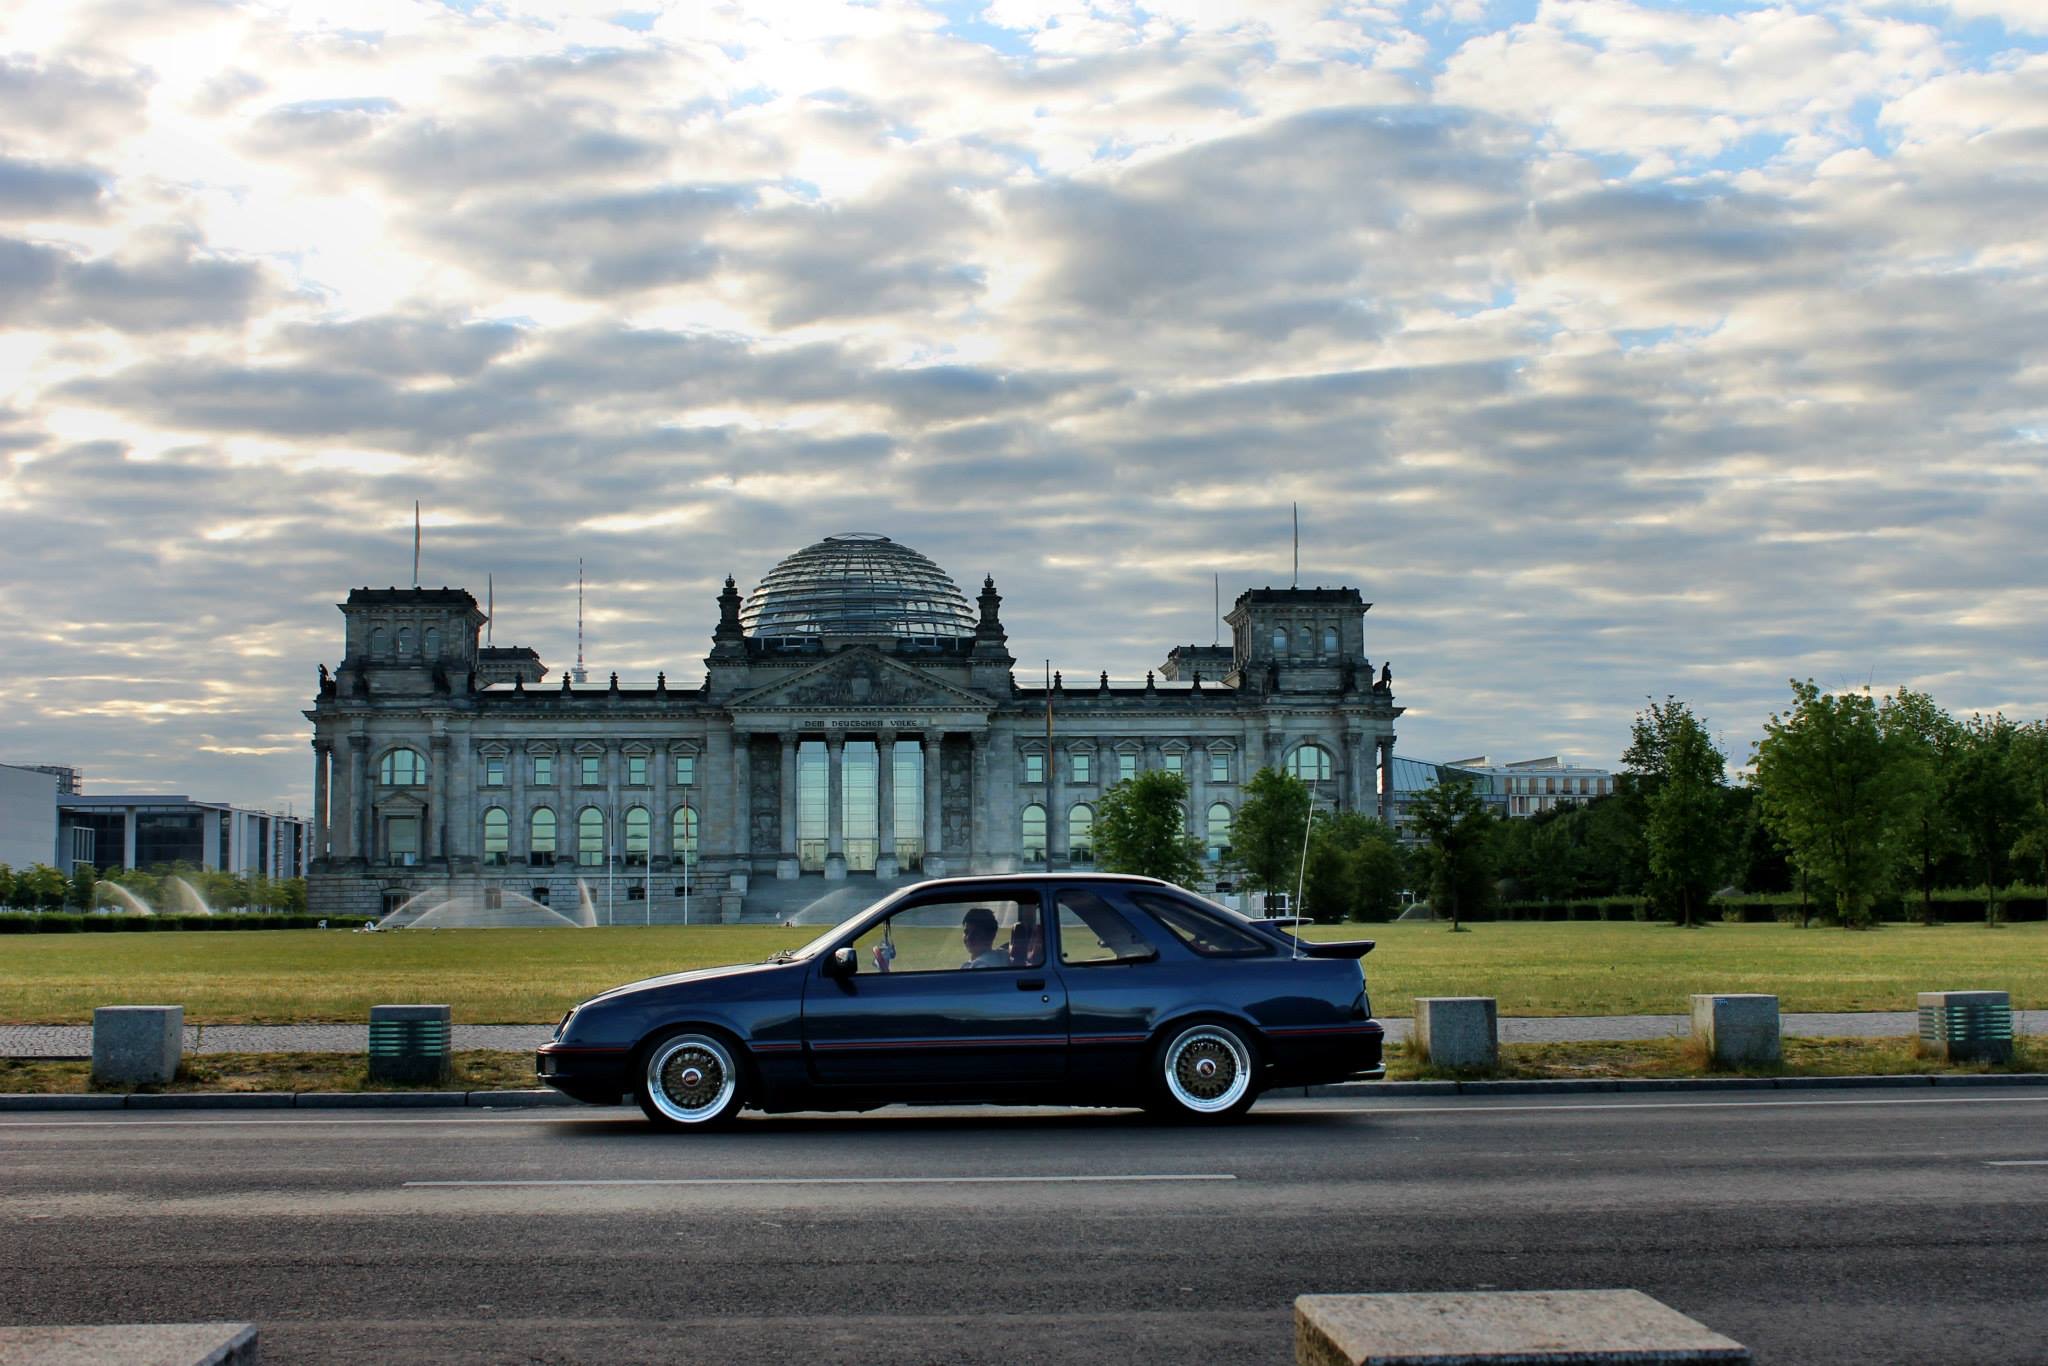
[304,533,1402,922]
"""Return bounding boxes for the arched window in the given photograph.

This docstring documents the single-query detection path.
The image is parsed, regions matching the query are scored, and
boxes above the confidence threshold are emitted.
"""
[1286,743,1333,783]
[1068,803,1094,865]
[1271,627,1289,654]
[379,747,425,786]
[529,807,556,864]
[1321,626,1338,655]
[481,807,509,865]
[1021,804,1047,862]
[672,805,698,867]
[578,807,606,866]
[396,626,414,655]
[423,627,441,659]
[368,626,389,656]
[623,805,650,867]
[1207,802,1233,862]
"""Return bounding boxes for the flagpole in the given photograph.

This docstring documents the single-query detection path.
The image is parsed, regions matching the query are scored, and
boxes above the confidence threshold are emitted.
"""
[1045,660,1054,872]
[413,502,421,588]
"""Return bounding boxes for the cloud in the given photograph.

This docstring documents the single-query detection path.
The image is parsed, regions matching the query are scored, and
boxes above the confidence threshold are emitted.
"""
[1,0,2044,812]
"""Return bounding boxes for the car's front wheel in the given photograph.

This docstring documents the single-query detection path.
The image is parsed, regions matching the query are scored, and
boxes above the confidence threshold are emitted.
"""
[1148,1020,1259,1121]
[636,1029,746,1131]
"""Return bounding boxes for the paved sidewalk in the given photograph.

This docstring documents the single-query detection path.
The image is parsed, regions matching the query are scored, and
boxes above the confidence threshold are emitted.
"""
[3,1011,2040,1060]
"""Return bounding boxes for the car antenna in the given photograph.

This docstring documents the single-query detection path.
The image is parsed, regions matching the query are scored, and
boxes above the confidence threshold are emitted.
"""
[1292,775,1317,958]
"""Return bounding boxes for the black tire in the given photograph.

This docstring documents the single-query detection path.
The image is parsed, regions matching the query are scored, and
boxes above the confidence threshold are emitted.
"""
[635,1028,747,1131]
[1146,1019,1260,1122]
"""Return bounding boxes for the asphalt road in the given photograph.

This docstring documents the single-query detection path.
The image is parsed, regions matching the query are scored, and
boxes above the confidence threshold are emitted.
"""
[4,1092,2046,1365]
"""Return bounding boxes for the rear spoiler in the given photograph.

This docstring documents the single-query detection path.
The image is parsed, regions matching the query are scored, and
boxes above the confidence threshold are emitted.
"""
[1250,919,1375,958]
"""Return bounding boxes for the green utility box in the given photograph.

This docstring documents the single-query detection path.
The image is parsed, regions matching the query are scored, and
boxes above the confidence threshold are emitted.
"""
[1917,990,2014,1065]
[368,1003,454,1085]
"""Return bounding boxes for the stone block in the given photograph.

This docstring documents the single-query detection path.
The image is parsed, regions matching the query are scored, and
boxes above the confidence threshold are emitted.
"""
[367,1003,452,1086]
[1918,990,2014,1064]
[1691,994,1780,1068]
[1413,997,1498,1072]
[90,1006,182,1087]
[1295,1290,1749,1365]
[0,1321,256,1366]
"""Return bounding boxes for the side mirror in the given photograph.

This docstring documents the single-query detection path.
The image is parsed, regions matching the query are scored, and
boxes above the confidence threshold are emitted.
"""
[826,946,858,978]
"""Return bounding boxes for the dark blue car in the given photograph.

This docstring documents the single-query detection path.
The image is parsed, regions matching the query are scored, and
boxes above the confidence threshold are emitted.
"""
[536,873,1384,1129]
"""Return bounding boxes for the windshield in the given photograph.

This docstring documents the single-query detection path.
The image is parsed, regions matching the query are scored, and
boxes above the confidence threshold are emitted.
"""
[773,891,902,960]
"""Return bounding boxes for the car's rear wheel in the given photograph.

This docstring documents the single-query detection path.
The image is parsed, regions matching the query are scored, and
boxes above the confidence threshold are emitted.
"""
[636,1029,745,1131]
[1148,1020,1258,1121]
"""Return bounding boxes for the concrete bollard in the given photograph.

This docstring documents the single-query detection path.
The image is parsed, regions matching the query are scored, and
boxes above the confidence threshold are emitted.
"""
[1295,1290,1749,1364]
[367,1004,453,1086]
[1918,990,2014,1064]
[1413,997,1499,1072]
[1691,994,1780,1068]
[91,1006,183,1087]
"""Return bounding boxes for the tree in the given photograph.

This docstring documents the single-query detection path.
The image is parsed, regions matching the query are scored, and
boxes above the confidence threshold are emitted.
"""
[20,863,69,911]
[1950,713,2026,925]
[1752,681,1910,928]
[2011,721,2048,893]
[1300,811,1407,923]
[67,863,98,911]
[1879,688,1964,924]
[1229,767,1313,905]
[1624,697,1730,928]
[0,863,14,910]
[1408,774,1495,931]
[1093,769,1203,887]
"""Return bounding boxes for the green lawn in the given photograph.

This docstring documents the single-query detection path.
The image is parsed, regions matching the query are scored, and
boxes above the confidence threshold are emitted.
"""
[0,921,2040,1024]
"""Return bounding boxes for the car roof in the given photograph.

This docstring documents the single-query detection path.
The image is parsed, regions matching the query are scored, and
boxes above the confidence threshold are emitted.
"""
[896,872,1175,890]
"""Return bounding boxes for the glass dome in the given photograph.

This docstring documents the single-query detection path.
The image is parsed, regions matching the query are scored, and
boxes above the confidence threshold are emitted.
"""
[740,533,978,640]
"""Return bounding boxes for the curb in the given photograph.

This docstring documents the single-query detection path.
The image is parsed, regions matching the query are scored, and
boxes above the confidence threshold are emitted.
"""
[1297,1072,2048,1098]
[0,1088,605,1112]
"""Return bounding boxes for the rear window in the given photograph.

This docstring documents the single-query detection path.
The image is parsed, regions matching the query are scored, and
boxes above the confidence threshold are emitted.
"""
[1131,892,1273,958]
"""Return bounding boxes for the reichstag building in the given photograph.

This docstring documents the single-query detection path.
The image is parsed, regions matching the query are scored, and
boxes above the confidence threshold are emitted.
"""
[304,533,1403,922]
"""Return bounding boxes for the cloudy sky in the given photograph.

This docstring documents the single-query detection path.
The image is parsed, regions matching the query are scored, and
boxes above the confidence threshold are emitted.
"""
[2,0,2044,815]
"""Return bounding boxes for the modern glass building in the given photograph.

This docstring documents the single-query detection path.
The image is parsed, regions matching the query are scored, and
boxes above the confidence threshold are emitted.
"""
[305,532,1404,922]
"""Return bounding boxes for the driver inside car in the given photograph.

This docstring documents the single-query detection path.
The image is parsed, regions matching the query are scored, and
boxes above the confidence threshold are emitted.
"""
[959,906,1010,969]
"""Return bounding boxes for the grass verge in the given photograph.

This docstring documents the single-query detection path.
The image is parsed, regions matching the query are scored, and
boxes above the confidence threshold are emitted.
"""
[0,920,2041,1024]
[0,1049,536,1095]
[1388,1036,2047,1082]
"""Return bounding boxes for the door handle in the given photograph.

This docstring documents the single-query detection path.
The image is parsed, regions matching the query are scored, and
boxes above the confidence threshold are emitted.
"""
[1017,978,1046,991]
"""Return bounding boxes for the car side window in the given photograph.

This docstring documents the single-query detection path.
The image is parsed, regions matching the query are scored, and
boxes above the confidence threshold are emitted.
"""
[1131,892,1273,958]
[848,896,1044,975]
[1057,889,1157,966]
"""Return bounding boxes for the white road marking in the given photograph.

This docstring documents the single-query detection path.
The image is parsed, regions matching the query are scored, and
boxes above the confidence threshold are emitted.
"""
[404,1174,1238,1188]
[1269,1094,2048,1116]
[1985,1160,2048,1166]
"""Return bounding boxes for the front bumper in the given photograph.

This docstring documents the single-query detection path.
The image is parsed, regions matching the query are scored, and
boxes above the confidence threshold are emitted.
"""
[535,1042,631,1105]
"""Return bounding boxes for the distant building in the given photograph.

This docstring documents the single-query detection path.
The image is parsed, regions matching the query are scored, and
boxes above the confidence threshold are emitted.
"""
[58,796,310,879]
[0,764,60,869]
[1446,756,1614,818]
[1382,756,1510,841]
[10,763,81,795]
[303,531,1407,923]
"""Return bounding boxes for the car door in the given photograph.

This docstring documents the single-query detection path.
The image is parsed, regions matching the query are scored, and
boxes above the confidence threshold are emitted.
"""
[802,886,1068,1088]
[1051,886,1172,1089]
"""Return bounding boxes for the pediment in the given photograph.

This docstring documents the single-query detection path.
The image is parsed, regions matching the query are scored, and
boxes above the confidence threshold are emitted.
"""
[728,646,992,713]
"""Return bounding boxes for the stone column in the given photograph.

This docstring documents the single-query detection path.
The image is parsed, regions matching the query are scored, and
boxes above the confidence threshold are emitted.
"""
[653,741,672,864]
[554,744,573,870]
[730,732,751,868]
[1189,743,1209,846]
[508,746,526,863]
[428,734,450,860]
[1343,728,1363,813]
[348,733,370,864]
[923,733,944,876]
[969,732,991,871]
[825,735,847,880]
[1047,738,1065,866]
[875,729,897,877]
[312,740,332,860]
[1378,735,1395,825]
[778,733,799,880]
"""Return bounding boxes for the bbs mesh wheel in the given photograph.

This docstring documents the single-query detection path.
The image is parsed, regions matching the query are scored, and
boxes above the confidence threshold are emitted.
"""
[1150,1021,1258,1121]
[636,1030,745,1131]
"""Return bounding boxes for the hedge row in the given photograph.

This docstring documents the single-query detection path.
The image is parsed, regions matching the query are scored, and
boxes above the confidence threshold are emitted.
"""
[0,913,344,934]
[1475,891,2048,924]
